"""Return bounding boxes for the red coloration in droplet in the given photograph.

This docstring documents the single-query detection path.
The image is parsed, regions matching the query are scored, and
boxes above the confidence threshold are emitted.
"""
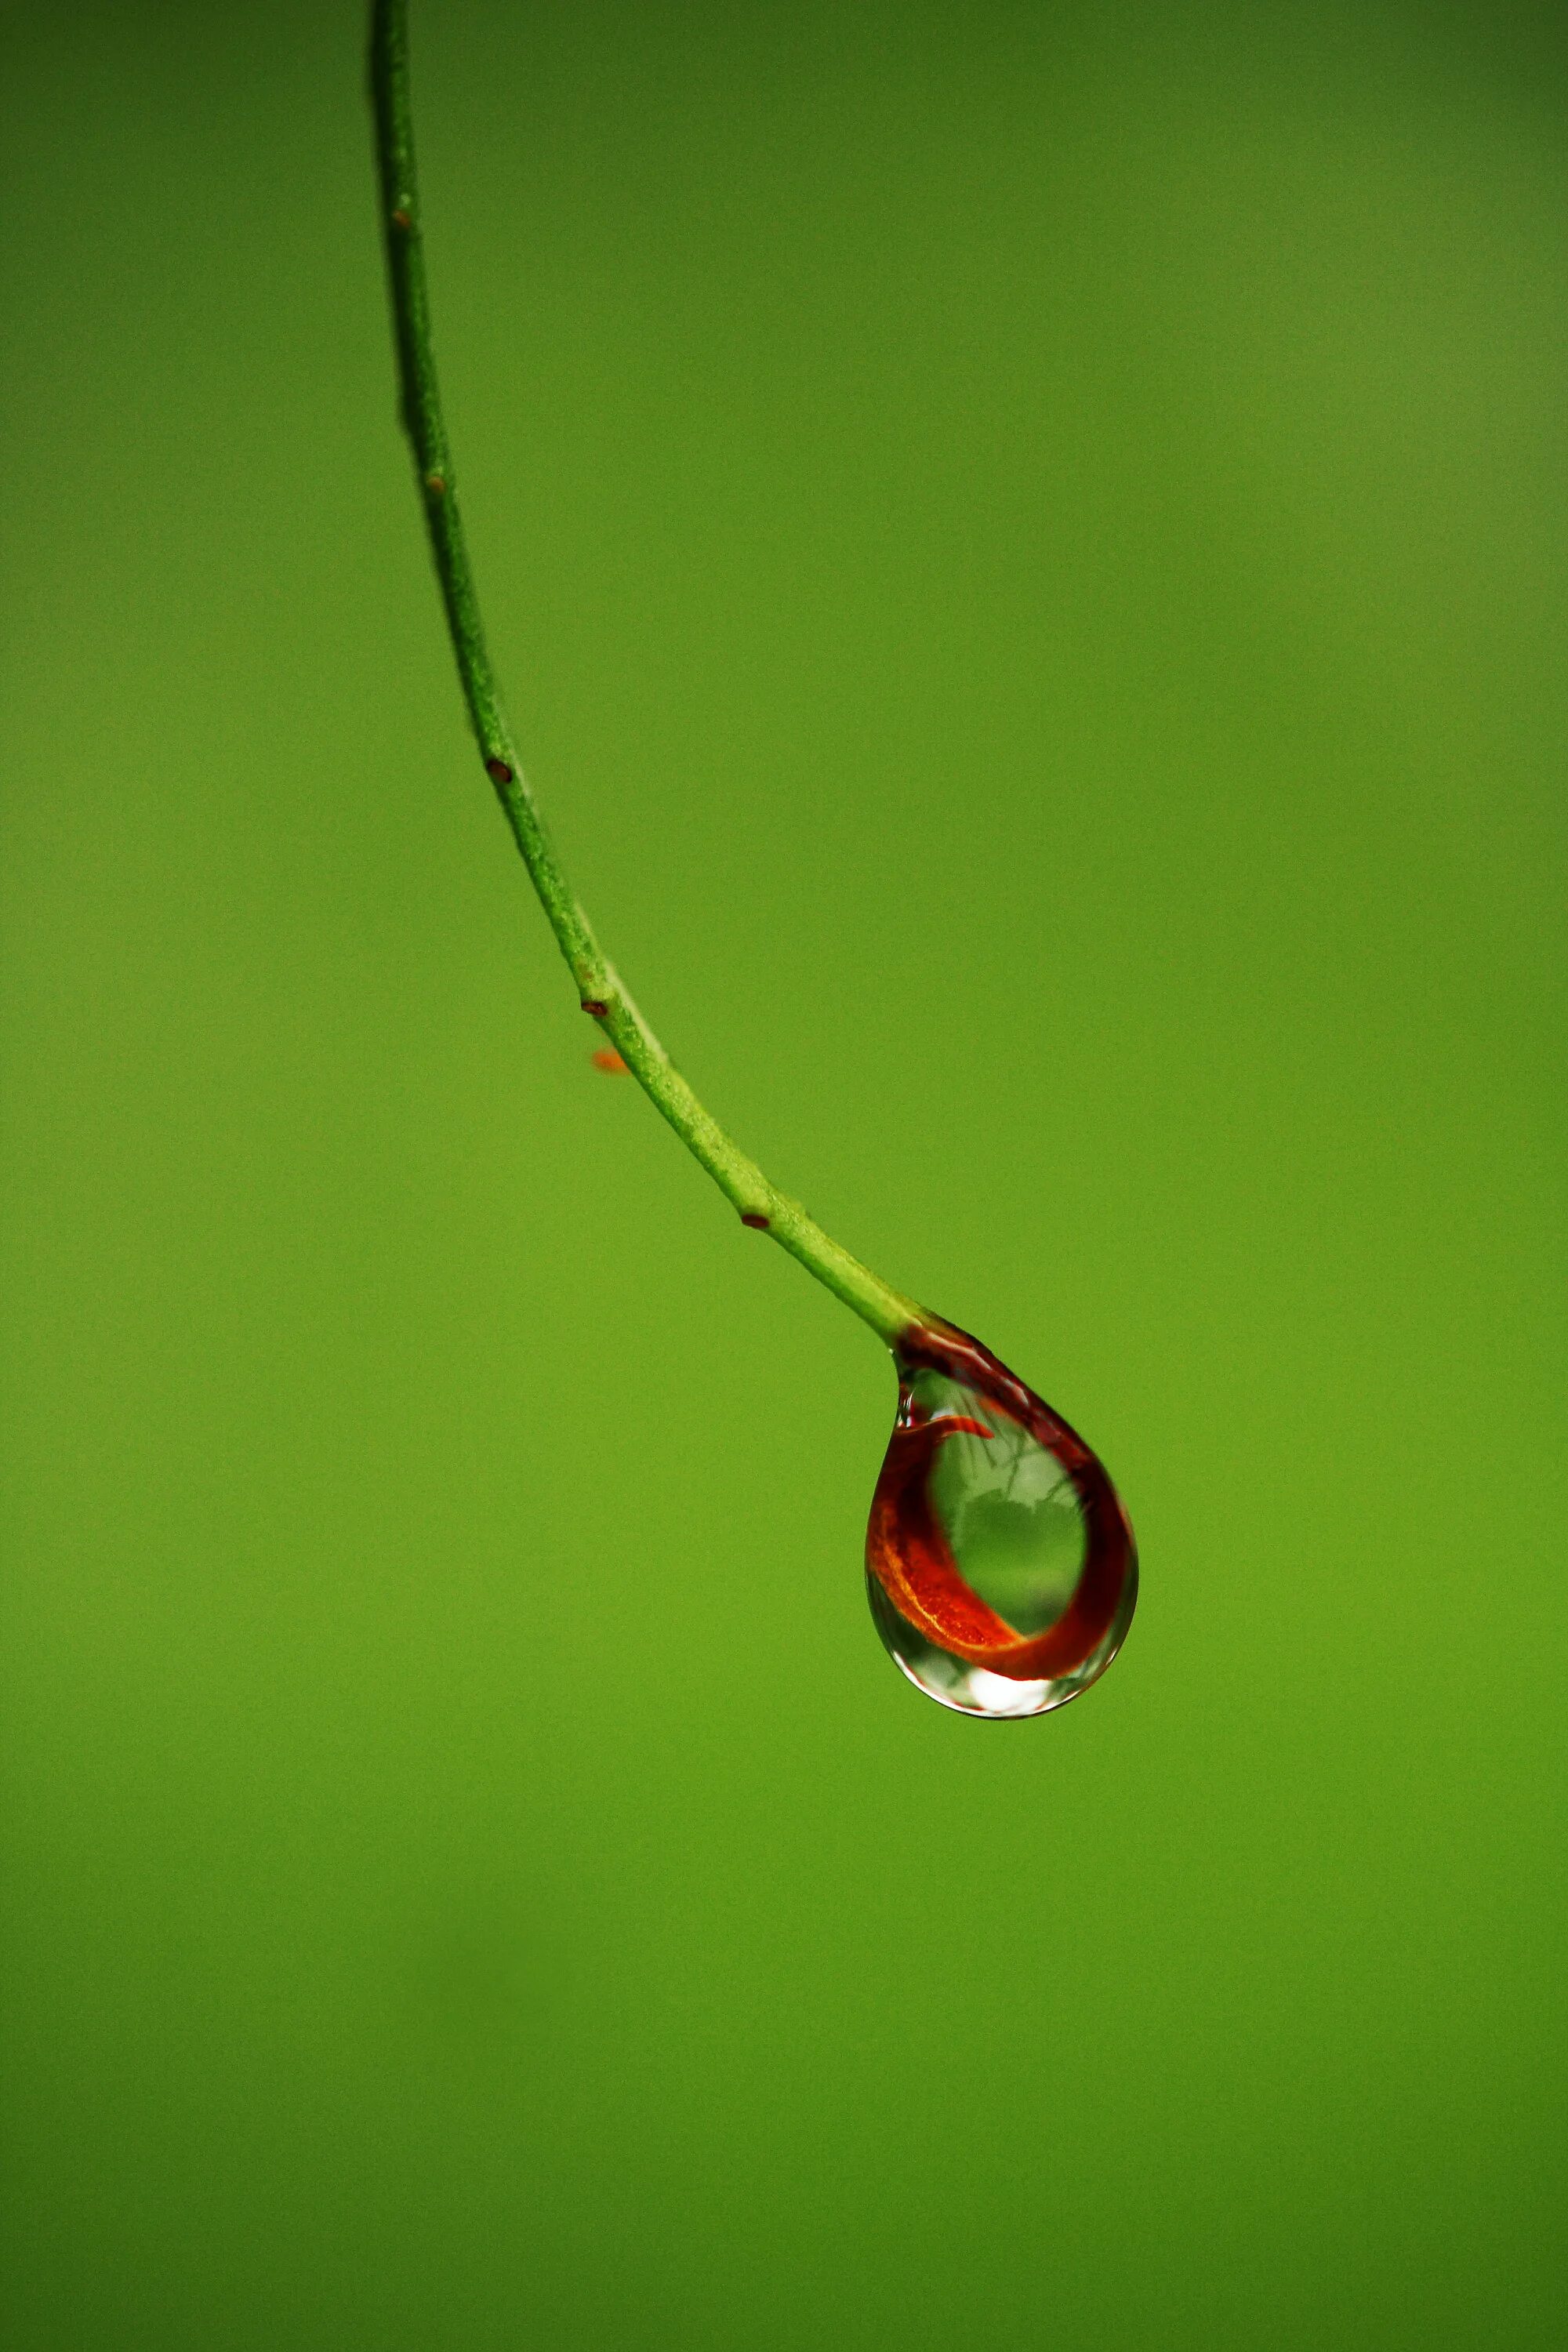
[740,1211,771,1229]
[867,1318,1135,1684]
[390,207,413,230]
[591,1047,628,1074]
[425,472,447,496]
[580,997,609,1018]
[485,757,513,785]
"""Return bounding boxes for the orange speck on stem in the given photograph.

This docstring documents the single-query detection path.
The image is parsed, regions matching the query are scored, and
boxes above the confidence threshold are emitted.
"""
[591,1047,628,1075]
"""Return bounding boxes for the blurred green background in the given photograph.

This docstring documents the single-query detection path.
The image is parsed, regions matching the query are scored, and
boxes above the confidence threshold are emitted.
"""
[2,2,1563,2345]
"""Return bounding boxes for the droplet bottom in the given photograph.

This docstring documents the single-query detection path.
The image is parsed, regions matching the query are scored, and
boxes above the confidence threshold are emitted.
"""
[866,1319,1137,1719]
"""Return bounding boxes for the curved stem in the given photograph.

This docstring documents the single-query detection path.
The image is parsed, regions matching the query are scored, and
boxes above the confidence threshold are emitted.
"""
[369,0,924,1349]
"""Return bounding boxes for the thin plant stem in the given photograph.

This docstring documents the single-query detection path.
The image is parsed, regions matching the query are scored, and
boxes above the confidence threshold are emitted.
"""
[369,0,926,1348]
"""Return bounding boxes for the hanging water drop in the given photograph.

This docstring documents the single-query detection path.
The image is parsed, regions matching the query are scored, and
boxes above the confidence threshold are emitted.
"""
[866,1321,1137,1719]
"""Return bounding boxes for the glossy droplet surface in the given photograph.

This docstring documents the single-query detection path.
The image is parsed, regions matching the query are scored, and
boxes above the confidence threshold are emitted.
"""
[866,1320,1137,1719]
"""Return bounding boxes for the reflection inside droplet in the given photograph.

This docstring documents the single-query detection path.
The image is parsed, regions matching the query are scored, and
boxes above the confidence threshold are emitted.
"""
[866,1319,1137,1719]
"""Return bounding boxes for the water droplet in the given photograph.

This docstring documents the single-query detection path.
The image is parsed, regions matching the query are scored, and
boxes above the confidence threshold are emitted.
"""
[866,1320,1137,1719]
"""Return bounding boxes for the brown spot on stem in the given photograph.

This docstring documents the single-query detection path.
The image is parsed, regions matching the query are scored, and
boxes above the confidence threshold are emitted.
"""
[485,757,513,786]
[424,471,446,497]
[740,1212,771,1230]
[390,207,412,230]
[580,997,608,1017]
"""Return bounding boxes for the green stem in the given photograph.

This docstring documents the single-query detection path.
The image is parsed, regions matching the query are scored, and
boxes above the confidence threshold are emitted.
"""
[369,0,924,1349]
